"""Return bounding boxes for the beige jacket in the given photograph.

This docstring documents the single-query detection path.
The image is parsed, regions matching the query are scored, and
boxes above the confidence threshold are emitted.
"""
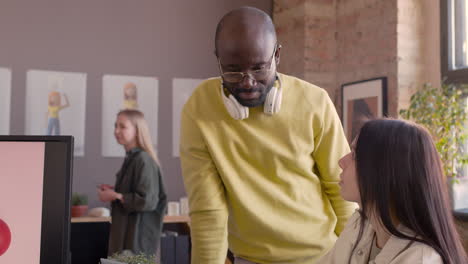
[317,212,442,264]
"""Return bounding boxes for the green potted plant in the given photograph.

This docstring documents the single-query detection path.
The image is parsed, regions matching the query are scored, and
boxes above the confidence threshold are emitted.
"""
[71,192,88,217]
[399,82,468,180]
[400,81,468,253]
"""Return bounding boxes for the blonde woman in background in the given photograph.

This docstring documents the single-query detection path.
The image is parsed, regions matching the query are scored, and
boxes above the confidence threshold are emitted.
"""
[46,91,69,135]
[98,109,167,256]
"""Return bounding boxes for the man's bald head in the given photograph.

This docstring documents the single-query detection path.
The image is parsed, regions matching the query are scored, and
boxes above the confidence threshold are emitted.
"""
[215,7,277,56]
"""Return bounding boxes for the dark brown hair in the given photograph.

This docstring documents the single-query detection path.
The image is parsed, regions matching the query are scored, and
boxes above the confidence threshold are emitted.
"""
[352,118,466,264]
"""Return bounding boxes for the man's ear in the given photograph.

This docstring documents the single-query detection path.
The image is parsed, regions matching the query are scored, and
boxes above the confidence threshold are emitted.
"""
[275,44,282,65]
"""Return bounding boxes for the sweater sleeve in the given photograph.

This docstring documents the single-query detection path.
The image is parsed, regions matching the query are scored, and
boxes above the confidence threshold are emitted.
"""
[121,154,161,213]
[180,108,229,264]
[312,90,358,235]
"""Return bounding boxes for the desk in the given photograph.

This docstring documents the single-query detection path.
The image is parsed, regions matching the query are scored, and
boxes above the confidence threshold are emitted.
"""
[71,216,234,264]
[71,215,191,224]
[70,215,190,264]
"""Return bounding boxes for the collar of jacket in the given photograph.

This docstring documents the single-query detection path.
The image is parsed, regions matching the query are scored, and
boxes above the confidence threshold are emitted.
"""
[352,211,417,264]
[125,147,142,156]
[373,225,416,264]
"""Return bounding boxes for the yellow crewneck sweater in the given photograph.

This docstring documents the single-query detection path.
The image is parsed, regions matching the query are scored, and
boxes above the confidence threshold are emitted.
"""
[180,73,357,264]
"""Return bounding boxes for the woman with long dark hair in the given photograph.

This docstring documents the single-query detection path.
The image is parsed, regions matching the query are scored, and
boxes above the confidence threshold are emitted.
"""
[318,119,467,264]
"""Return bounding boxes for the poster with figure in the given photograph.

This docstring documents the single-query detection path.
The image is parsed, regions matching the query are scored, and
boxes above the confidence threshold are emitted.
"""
[172,78,204,157]
[25,70,87,156]
[102,75,159,157]
[341,77,387,143]
[0,68,11,135]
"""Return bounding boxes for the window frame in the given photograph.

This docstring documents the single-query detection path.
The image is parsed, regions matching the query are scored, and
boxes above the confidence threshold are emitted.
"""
[441,0,468,213]
[441,0,468,83]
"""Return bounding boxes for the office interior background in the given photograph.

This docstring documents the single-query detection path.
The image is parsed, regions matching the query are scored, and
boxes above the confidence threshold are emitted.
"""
[1,0,468,253]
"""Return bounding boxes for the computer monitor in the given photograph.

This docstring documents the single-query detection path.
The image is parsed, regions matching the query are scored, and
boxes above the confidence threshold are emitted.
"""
[0,136,73,264]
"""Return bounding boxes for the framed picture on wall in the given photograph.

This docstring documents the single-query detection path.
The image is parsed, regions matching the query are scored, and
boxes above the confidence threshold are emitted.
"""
[102,74,159,157]
[25,70,87,156]
[341,77,388,142]
[0,68,11,135]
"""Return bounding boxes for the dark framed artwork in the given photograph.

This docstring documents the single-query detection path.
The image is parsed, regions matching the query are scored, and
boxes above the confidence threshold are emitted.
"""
[341,77,388,142]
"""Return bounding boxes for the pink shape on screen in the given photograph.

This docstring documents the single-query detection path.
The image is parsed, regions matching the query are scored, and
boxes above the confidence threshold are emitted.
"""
[0,142,45,263]
[0,218,11,255]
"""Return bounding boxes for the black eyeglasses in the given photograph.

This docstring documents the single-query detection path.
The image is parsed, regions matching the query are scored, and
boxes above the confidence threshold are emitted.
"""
[217,44,279,83]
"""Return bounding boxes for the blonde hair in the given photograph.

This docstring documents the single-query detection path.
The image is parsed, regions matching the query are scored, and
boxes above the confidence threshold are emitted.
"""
[117,109,160,166]
[48,91,61,105]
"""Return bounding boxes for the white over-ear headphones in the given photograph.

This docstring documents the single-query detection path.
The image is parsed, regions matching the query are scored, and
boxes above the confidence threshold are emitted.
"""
[220,76,282,120]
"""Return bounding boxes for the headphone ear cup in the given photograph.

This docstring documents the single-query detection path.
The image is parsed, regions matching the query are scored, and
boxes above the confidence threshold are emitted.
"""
[228,94,249,120]
[220,85,249,120]
[264,87,278,115]
[273,87,282,113]
[264,77,282,115]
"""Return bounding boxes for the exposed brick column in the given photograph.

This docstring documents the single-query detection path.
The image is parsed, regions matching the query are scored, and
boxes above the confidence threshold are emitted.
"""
[273,0,440,117]
[274,0,398,116]
[273,0,307,80]
[397,0,441,111]
[336,0,398,116]
[304,0,337,98]
[274,0,338,106]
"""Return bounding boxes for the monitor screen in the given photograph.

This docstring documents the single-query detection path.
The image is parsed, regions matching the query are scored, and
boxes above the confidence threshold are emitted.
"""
[0,136,73,264]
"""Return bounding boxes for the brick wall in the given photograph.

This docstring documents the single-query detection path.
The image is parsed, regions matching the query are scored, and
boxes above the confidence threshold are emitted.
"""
[456,219,468,253]
[304,0,337,98]
[273,0,440,117]
[336,0,398,116]
[273,0,307,80]
[397,0,441,110]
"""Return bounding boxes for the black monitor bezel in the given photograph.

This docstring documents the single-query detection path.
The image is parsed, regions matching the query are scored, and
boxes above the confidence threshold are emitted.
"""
[0,136,73,264]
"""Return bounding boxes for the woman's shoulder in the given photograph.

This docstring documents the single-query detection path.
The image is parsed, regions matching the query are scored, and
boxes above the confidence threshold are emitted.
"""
[133,149,148,158]
[415,243,443,263]
[132,150,160,169]
[316,211,370,264]
[378,231,443,264]
[133,150,153,162]
[334,211,369,244]
[386,241,442,263]
[343,210,363,231]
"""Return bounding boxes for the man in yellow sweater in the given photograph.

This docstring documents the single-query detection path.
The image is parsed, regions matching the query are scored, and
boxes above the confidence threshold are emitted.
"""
[180,6,356,264]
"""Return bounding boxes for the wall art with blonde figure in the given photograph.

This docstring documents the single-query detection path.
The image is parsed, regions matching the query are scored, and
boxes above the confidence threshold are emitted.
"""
[25,70,87,156]
[102,74,158,157]
[0,68,12,135]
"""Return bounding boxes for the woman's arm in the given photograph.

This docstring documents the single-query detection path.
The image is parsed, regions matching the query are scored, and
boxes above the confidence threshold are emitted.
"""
[119,153,161,212]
